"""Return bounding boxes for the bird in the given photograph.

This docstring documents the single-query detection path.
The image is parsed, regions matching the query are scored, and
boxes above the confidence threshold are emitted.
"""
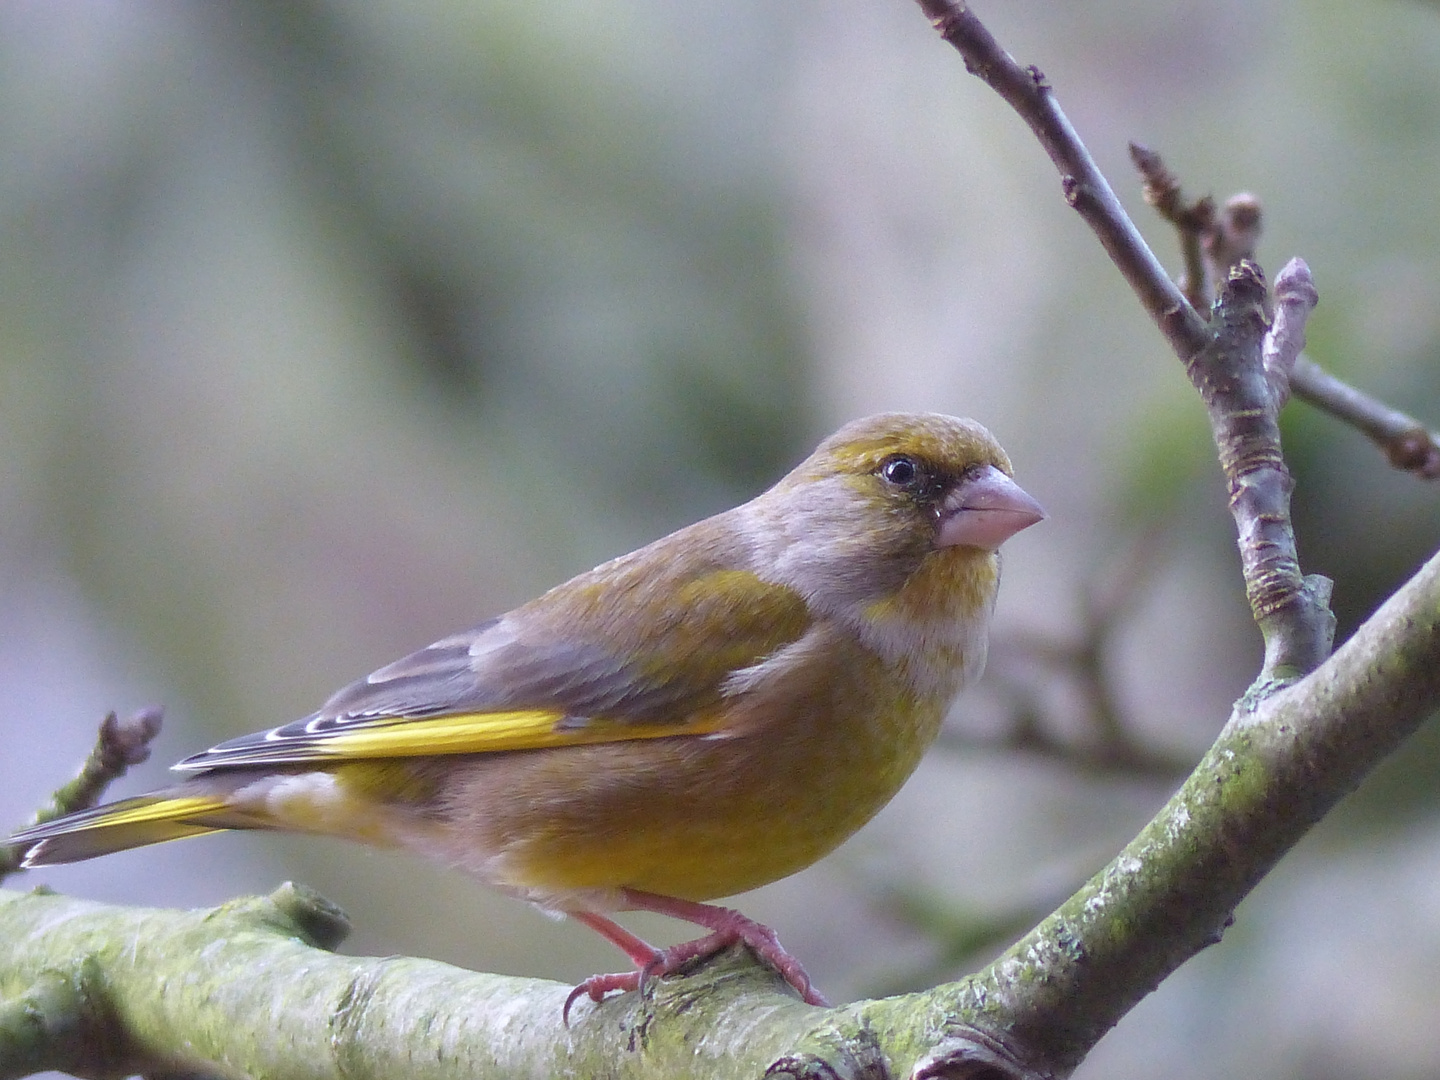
[8,411,1044,1017]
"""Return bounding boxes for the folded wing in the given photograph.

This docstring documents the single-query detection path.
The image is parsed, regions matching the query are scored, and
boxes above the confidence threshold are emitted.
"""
[174,564,812,772]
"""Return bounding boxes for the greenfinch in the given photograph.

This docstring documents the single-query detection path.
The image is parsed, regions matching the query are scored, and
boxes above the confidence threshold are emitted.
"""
[9,412,1043,1014]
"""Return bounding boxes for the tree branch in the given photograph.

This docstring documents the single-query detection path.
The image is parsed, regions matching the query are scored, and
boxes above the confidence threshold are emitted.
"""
[0,883,854,1080]
[1129,143,1215,312]
[1291,357,1440,479]
[891,544,1440,1079]
[917,2,1339,692]
[1192,259,1334,689]
[902,3,1438,1075]
[3,6,1438,1079]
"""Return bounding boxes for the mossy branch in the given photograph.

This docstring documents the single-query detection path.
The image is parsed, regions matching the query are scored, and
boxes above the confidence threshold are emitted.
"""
[0,882,861,1080]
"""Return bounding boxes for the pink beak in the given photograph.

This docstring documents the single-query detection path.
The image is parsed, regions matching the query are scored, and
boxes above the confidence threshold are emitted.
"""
[935,465,1046,551]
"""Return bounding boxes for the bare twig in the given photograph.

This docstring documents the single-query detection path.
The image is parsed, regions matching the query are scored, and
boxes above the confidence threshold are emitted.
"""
[1263,261,1312,407]
[1129,145,1262,313]
[1,709,163,880]
[1132,145,1440,481]
[915,0,1211,362]
[902,5,1419,1076]
[42,709,164,820]
[1130,143,1214,311]
[920,1,1334,690]
[1291,358,1440,479]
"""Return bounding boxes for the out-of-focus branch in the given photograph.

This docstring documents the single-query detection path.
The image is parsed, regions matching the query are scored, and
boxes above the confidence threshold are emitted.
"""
[937,705,1192,780]
[0,709,163,881]
[938,527,1194,780]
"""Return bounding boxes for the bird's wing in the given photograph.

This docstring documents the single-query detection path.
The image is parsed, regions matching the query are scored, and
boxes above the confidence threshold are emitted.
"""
[174,565,811,772]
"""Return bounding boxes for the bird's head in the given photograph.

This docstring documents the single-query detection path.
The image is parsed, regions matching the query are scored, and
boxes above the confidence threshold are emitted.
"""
[744,412,1045,620]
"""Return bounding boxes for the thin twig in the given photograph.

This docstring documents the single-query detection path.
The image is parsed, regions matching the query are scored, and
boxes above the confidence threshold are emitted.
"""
[915,0,1211,362]
[1192,260,1333,690]
[1129,143,1214,311]
[919,1,1334,688]
[1291,358,1440,479]
[1130,146,1262,314]
[1263,261,1312,407]
[906,7,1372,1075]
[1131,145,1440,481]
[1,709,163,880]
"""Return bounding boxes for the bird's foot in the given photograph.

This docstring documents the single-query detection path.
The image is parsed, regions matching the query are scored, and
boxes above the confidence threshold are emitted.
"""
[638,914,828,1007]
[563,893,828,1023]
[618,889,828,1007]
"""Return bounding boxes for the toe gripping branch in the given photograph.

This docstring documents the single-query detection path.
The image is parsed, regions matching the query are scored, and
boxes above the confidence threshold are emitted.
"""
[563,891,828,1024]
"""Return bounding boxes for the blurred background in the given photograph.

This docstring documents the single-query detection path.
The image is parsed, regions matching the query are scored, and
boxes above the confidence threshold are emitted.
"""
[1,1,1438,1077]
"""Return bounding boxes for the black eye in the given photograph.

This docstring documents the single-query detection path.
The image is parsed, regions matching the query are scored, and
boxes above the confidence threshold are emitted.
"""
[879,455,922,489]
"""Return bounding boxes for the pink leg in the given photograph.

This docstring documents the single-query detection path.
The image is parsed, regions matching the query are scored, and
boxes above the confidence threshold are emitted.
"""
[569,910,656,965]
[563,890,828,1022]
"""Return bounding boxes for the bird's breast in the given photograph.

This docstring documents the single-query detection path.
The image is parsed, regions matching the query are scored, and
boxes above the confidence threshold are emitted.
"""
[851,544,999,702]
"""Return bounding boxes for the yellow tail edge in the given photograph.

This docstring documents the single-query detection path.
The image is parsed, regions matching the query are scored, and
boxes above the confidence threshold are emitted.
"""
[10,794,243,867]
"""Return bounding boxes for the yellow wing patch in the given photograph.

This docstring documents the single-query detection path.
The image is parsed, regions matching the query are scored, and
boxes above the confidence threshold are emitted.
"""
[298,707,732,760]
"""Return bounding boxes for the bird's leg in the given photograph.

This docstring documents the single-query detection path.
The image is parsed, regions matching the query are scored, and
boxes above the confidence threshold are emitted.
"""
[569,909,660,966]
[563,889,828,1022]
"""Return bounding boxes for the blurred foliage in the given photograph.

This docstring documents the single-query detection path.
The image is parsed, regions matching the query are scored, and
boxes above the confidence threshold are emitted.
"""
[209,1,811,493]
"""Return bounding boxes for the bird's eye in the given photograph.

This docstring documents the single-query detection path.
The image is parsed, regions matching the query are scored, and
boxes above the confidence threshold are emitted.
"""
[879,455,922,489]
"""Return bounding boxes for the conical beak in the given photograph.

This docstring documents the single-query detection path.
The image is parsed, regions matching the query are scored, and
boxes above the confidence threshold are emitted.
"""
[935,465,1046,551]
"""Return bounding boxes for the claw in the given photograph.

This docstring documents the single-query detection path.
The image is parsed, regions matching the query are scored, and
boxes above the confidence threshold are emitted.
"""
[563,970,642,1026]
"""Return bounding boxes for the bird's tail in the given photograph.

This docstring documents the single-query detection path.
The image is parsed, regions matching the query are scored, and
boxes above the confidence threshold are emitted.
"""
[8,790,272,867]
